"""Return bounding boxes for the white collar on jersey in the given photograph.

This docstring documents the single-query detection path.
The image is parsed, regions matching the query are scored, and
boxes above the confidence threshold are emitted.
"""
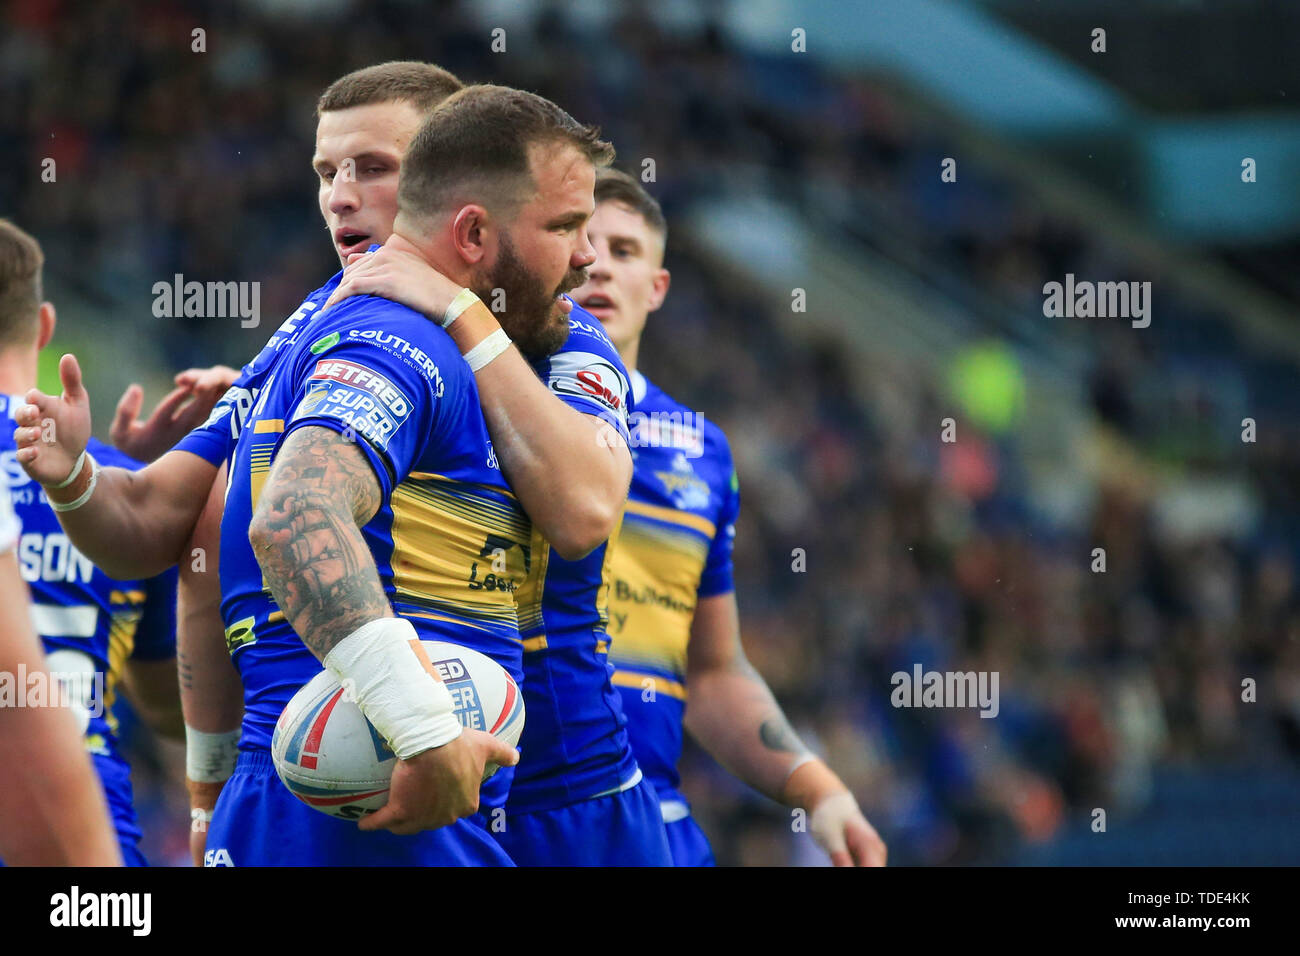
[630,370,647,405]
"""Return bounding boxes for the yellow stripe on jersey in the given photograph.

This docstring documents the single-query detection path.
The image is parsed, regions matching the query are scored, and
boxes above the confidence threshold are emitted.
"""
[514,524,550,639]
[522,636,548,652]
[623,499,716,539]
[103,609,141,736]
[611,670,687,701]
[247,442,279,590]
[108,589,147,604]
[605,517,707,680]
[591,507,626,638]
[254,419,285,434]
[389,474,530,627]
[248,444,276,515]
[404,609,499,635]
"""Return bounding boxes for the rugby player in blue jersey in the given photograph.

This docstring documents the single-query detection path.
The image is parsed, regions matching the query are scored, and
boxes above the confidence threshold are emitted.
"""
[569,169,887,866]
[0,219,184,866]
[148,64,665,865]
[315,105,674,865]
[14,74,661,863]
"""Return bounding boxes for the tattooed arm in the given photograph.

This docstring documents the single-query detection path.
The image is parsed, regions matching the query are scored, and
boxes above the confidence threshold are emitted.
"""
[247,426,389,656]
[683,591,887,866]
[247,424,516,834]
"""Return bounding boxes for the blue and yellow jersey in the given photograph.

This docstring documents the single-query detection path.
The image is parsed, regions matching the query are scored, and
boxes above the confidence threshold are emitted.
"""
[1,397,178,858]
[606,373,739,806]
[219,294,529,811]
[505,307,642,812]
[175,271,343,468]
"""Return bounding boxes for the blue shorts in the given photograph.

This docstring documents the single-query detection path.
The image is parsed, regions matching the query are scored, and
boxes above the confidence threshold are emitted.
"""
[204,749,515,866]
[120,841,148,867]
[494,777,672,866]
[664,813,715,867]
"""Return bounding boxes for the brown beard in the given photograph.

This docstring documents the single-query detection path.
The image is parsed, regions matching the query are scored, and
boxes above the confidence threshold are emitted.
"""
[471,231,584,361]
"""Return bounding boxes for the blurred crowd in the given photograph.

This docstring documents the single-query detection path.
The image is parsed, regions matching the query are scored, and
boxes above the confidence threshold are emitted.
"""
[3,0,1298,865]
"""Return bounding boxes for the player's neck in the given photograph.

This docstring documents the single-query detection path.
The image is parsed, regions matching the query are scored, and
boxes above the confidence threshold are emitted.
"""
[0,348,37,397]
[385,229,473,289]
[618,336,641,376]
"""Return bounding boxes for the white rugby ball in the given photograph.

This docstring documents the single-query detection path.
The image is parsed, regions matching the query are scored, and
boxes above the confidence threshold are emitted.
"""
[271,640,524,820]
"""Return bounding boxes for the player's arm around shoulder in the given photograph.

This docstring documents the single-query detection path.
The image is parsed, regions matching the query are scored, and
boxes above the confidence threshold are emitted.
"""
[462,303,634,560]
[435,300,633,559]
[323,249,630,558]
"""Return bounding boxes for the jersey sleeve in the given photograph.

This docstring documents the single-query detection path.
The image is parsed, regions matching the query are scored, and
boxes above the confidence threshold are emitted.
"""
[130,566,178,661]
[533,313,632,442]
[697,435,740,599]
[278,318,451,500]
[172,372,255,466]
[173,276,341,466]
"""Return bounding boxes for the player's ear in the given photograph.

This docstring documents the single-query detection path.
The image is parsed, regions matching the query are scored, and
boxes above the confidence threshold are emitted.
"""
[36,301,56,350]
[647,268,671,313]
[450,204,490,266]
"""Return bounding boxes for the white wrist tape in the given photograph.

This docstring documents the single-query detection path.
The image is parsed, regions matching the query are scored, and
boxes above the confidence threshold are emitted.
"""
[442,287,482,329]
[186,726,241,783]
[323,617,461,759]
[809,790,864,854]
[464,328,512,373]
[49,457,99,512]
[51,449,87,489]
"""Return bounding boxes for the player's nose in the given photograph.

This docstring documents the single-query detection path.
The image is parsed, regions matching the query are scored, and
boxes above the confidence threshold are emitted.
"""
[572,243,596,271]
[328,177,361,214]
[573,227,597,270]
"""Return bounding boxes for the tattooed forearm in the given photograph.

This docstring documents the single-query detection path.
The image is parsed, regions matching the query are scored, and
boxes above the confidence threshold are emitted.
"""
[177,650,194,691]
[760,715,810,756]
[248,426,388,660]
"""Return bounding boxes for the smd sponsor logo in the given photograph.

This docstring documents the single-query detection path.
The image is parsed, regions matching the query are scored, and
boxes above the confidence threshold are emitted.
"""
[548,350,627,414]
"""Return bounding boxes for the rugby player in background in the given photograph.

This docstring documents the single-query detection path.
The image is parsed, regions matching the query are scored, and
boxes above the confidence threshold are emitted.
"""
[0,508,120,866]
[0,219,183,866]
[570,169,887,866]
